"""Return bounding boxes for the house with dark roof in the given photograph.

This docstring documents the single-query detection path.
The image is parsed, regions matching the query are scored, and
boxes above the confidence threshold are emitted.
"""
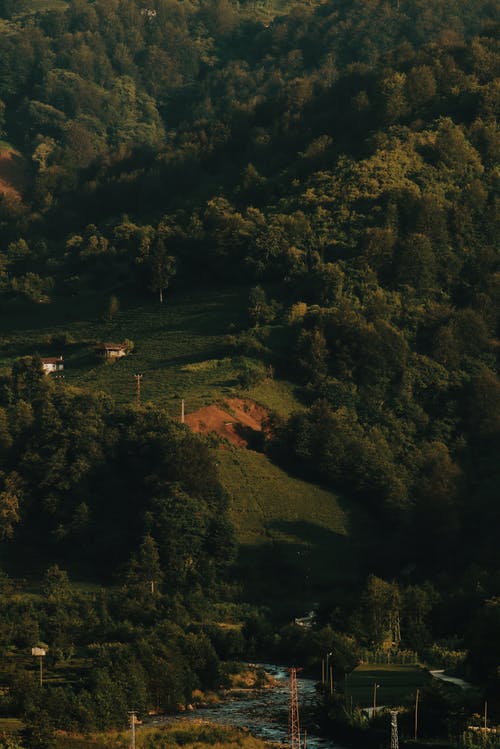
[95,342,128,359]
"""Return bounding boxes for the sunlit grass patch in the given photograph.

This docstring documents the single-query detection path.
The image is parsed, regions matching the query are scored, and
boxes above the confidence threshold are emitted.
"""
[54,722,271,749]
[345,664,431,708]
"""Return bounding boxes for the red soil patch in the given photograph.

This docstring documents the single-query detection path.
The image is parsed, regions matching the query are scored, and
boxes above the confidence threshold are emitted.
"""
[0,148,30,201]
[184,398,269,448]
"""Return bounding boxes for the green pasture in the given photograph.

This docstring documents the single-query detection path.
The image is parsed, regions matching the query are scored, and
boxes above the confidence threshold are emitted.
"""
[345,664,431,709]
[219,447,349,546]
[0,288,243,416]
[218,447,363,611]
[0,288,303,419]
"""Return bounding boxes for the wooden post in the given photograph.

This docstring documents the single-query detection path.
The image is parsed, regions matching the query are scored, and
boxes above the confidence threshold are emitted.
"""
[414,688,419,740]
[181,399,185,424]
[329,665,333,696]
[134,374,143,407]
[484,701,487,730]
[321,659,325,686]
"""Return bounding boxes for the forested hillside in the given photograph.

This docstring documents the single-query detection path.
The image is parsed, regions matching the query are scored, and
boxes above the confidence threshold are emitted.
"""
[0,0,499,739]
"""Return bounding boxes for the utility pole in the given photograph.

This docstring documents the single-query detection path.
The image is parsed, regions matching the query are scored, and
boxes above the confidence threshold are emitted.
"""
[31,646,47,687]
[414,688,419,740]
[181,398,185,423]
[128,711,137,749]
[484,701,488,730]
[321,659,325,686]
[373,682,380,712]
[329,665,333,696]
[134,374,143,407]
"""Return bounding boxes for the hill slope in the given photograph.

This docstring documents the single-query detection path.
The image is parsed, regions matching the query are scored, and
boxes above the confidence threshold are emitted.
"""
[218,446,363,613]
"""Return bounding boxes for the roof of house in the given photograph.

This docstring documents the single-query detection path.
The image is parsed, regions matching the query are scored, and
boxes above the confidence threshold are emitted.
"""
[41,357,64,363]
[95,342,127,350]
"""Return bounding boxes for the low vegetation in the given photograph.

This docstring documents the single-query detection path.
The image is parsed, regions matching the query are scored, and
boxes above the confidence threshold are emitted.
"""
[54,723,271,749]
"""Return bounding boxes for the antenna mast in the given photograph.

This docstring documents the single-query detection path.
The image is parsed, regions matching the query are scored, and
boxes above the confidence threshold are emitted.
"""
[390,710,399,749]
[289,667,301,749]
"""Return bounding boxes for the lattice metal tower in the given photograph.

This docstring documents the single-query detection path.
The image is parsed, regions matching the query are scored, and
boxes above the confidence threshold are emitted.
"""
[288,668,301,749]
[390,710,399,749]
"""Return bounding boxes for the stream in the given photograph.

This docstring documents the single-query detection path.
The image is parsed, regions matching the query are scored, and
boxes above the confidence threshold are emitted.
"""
[149,664,347,749]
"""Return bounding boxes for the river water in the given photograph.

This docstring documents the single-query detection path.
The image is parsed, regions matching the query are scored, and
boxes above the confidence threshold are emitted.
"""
[149,664,347,749]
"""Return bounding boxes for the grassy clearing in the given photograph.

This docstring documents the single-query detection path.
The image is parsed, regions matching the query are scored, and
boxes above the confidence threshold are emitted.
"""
[0,288,246,417]
[0,288,302,420]
[219,448,349,546]
[217,447,361,611]
[244,378,303,417]
[55,722,271,749]
[0,718,23,733]
[346,664,431,708]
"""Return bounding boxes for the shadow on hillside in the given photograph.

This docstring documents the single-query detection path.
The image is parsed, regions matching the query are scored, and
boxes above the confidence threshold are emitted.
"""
[156,346,227,368]
[235,519,361,618]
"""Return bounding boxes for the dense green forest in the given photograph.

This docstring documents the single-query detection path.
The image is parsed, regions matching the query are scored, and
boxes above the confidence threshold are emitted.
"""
[0,0,498,742]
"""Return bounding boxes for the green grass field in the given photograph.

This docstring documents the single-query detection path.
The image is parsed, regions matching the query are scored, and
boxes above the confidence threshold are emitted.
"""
[0,288,244,416]
[0,288,305,419]
[218,447,363,612]
[219,448,350,546]
[345,664,431,709]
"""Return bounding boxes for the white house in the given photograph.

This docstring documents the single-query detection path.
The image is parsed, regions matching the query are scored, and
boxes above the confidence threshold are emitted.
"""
[41,356,64,374]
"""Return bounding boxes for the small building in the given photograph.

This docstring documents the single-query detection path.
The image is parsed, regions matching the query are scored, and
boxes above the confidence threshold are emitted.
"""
[41,356,64,374]
[95,342,128,359]
[294,610,315,629]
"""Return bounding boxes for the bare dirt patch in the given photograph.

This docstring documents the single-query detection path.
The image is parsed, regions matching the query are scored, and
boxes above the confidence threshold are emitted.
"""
[0,148,30,201]
[184,398,269,448]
